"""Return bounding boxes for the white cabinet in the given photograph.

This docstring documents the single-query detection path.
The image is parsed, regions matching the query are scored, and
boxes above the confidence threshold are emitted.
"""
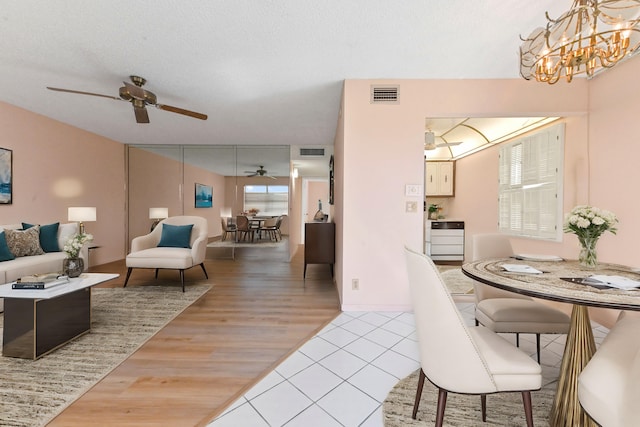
[425,161,454,196]
[425,220,464,261]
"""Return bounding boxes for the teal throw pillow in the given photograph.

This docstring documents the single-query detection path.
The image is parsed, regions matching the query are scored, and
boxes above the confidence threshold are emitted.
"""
[0,231,16,261]
[157,224,193,248]
[22,222,61,252]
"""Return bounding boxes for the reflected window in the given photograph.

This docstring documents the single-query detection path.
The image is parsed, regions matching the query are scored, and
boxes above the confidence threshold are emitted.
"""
[244,185,289,216]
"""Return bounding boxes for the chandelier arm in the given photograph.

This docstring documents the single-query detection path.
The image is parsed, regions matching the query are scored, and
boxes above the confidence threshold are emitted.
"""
[519,0,640,84]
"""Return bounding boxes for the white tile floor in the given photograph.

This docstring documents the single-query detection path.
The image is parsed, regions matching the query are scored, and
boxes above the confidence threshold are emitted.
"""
[208,303,609,427]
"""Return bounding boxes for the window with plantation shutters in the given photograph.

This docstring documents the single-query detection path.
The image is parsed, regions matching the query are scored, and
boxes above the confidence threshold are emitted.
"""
[498,123,564,241]
[244,185,289,216]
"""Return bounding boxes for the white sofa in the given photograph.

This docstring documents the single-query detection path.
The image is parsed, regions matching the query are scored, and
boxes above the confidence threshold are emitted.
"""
[0,222,88,312]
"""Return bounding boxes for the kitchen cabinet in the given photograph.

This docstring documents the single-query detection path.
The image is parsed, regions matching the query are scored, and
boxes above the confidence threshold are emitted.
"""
[304,222,335,278]
[425,161,454,196]
[425,220,464,261]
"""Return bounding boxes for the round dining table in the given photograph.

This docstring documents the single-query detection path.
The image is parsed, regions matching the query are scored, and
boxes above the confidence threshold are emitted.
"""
[462,258,640,427]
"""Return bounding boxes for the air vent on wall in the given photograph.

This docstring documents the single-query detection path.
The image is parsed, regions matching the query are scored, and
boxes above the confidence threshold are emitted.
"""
[370,85,399,104]
[299,148,325,156]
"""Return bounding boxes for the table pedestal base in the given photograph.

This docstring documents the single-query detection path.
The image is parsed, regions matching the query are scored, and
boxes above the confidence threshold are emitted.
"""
[550,305,597,427]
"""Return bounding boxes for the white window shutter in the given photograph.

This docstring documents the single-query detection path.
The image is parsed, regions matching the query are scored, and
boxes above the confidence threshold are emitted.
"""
[498,123,564,241]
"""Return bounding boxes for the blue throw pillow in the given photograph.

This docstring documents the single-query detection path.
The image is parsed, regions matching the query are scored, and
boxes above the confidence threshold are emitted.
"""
[157,224,193,248]
[0,231,16,261]
[23,222,60,252]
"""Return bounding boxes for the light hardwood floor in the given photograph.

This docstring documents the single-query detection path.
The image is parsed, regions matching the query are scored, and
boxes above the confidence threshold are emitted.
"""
[49,239,340,427]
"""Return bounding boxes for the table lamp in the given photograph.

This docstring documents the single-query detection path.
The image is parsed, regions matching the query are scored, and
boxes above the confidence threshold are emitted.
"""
[68,207,96,234]
[149,207,169,231]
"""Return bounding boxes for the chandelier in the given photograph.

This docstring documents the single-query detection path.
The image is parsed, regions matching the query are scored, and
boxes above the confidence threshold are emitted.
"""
[520,0,640,84]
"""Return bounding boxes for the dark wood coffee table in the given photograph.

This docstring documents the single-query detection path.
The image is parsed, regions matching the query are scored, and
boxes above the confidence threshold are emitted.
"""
[0,273,118,359]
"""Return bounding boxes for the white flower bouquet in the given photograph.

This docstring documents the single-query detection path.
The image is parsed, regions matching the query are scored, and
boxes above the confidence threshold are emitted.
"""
[63,233,93,258]
[564,205,618,268]
[564,205,618,239]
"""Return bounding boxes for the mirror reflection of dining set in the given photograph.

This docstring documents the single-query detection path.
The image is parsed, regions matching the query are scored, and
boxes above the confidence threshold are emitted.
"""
[220,215,285,243]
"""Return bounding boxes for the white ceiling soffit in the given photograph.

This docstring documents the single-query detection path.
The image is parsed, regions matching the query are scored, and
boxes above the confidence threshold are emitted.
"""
[291,145,333,178]
[424,117,560,161]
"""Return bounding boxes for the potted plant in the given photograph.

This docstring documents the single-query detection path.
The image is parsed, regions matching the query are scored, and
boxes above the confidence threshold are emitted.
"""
[428,204,440,220]
[62,232,93,277]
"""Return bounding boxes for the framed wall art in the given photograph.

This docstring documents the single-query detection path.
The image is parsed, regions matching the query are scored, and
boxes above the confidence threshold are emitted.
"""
[195,183,213,208]
[329,155,334,205]
[0,147,12,204]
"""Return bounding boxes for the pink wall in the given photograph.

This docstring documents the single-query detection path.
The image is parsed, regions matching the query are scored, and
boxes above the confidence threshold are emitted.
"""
[289,174,302,260]
[450,115,590,261]
[127,147,226,246]
[306,180,329,223]
[339,77,590,311]
[0,101,126,267]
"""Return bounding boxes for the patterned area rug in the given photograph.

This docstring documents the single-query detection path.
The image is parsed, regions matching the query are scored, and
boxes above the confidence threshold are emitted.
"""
[0,284,211,427]
[383,369,556,426]
[439,268,476,294]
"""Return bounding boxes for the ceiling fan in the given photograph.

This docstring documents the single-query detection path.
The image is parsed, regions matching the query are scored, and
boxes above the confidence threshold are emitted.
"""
[46,75,208,124]
[244,166,277,179]
[424,131,463,150]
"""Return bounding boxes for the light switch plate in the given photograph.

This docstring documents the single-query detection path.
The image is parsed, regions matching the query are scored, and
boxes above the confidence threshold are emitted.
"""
[405,184,422,197]
[406,201,418,213]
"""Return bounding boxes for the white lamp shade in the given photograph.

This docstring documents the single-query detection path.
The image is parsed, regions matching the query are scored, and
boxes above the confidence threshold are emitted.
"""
[149,207,169,219]
[68,207,97,222]
[220,207,232,217]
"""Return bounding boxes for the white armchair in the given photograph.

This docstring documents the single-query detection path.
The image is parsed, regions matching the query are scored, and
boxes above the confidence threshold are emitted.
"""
[123,216,209,292]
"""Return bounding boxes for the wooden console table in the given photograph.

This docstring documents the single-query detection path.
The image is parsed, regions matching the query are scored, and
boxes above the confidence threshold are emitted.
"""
[304,222,335,278]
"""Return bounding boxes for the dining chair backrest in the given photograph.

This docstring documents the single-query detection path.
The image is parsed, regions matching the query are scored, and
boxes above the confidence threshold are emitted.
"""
[472,233,513,261]
[263,217,278,227]
[472,233,527,302]
[221,217,235,231]
[236,215,250,231]
[404,246,496,392]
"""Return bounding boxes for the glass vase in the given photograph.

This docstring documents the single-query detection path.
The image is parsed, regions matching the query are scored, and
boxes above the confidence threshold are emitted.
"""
[578,236,598,269]
[63,257,84,278]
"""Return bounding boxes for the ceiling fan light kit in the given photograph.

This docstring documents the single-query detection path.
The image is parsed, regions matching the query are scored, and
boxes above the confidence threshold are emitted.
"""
[47,75,208,123]
[520,0,640,84]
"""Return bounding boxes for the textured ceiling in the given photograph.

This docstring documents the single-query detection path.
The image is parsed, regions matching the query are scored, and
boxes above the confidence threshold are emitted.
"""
[0,1,569,174]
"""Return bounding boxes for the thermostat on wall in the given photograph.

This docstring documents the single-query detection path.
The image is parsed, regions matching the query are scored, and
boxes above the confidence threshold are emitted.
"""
[405,184,422,197]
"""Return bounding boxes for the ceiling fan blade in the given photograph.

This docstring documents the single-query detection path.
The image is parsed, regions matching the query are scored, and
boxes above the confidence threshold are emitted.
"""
[46,87,121,101]
[156,104,208,120]
[267,175,277,180]
[133,105,150,124]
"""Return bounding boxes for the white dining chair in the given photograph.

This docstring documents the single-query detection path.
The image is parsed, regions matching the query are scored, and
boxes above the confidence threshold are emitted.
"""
[472,233,571,363]
[404,246,541,426]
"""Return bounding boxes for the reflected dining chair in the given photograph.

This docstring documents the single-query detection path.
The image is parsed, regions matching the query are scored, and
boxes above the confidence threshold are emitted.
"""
[404,246,541,426]
[220,217,237,241]
[472,233,571,363]
[258,216,279,241]
[235,215,254,242]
